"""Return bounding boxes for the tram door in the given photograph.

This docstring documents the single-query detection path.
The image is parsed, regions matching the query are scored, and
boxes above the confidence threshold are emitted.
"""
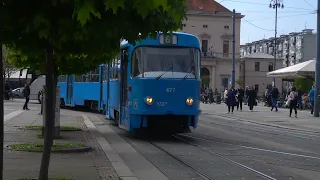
[120,49,129,126]
[66,75,74,104]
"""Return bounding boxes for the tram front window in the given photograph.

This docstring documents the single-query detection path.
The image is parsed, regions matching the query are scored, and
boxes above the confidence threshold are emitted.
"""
[132,47,200,79]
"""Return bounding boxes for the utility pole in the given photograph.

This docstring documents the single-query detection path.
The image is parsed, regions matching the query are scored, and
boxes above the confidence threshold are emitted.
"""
[231,9,236,88]
[0,28,4,180]
[269,0,284,86]
[314,0,320,117]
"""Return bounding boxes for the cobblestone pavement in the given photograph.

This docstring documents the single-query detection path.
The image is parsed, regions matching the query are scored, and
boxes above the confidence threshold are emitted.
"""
[3,100,118,180]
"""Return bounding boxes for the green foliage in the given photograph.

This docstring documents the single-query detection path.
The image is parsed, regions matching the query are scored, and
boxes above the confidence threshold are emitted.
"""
[236,79,244,87]
[0,0,187,75]
[202,77,210,85]
[295,78,313,93]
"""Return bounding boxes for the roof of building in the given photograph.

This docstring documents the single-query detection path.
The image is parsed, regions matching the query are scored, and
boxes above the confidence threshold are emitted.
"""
[242,52,275,59]
[187,0,230,12]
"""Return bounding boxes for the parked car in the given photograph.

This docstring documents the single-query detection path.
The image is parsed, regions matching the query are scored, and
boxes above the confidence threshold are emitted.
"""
[12,87,24,98]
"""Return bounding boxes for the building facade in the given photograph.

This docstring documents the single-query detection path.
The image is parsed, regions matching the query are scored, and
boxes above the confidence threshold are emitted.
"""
[180,0,244,91]
[239,53,283,96]
[240,29,316,68]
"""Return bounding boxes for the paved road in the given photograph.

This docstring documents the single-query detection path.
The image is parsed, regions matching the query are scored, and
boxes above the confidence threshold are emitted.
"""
[3,99,39,116]
[113,103,320,180]
[5,100,319,179]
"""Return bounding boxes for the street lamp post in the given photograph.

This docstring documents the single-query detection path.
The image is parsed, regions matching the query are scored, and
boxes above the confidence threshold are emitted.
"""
[269,0,284,86]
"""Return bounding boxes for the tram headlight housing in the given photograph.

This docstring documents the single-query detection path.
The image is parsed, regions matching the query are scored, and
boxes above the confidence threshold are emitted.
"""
[145,97,154,105]
[186,98,194,106]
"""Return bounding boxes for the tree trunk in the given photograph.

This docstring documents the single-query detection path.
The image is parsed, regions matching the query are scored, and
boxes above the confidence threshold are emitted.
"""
[52,66,60,138]
[0,34,4,180]
[38,45,55,180]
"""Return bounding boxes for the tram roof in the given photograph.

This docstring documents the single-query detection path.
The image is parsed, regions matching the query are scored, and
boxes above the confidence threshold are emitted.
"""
[120,32,199,48]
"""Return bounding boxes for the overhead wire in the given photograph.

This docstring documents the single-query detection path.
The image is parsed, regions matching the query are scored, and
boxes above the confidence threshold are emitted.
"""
[301,0,316,9]
[221,0,315,11]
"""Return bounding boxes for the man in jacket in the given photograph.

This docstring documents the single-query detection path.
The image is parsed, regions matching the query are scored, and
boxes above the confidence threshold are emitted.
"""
[22,82,31,110]
[270,86,279,111]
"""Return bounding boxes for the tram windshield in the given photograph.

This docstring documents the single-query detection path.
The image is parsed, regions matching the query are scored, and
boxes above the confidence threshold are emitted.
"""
[131,47,200,79]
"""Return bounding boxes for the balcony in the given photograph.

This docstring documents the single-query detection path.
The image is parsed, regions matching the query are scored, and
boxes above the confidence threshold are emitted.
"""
[201,52,240,59]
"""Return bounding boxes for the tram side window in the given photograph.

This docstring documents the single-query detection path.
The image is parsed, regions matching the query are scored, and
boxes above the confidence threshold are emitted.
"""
[132,48,142,77]
[75,75,82,82]
[113,54,120,79]
[103,64,109,82]
[59,75,66,82]
[83,73,91,82]
[91,67,99,82]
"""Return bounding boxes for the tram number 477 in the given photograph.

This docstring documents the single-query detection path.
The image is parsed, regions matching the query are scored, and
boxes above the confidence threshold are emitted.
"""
[166,88,175,93]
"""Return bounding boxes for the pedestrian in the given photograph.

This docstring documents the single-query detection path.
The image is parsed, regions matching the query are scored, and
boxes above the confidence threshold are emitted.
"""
[297,88,302,110]
[22,82,31,110]
[236,87,244,111]
[288,87,298,118]
[308,86,315,114]
[270,85,279,111]
[247,86,256,111]
[226,87,236,114]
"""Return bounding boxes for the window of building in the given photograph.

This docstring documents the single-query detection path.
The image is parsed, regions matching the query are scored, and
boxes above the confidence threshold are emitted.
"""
[268,62,273,72]
[182,24,186,27]
[255,62,260,71]
[201,39,208,53]
[223,40,229,57]
[203,25,208,28]
[254,84,259,92]
[224,25,229,29]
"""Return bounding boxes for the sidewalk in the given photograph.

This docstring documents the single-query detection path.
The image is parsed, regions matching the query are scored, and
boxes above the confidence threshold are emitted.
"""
[3,107,118,180]
[200,103,320,132]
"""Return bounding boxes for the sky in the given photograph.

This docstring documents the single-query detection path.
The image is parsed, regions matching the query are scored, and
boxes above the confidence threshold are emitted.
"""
[218,0,317,45]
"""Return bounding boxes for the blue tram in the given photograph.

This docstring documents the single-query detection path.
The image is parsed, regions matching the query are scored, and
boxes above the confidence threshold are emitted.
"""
[58,32,202,133]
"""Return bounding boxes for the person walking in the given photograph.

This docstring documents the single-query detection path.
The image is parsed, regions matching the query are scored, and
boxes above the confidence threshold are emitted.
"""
[308,86,315,114]
[226,87,236,114]
[237,87,244,111]
[288,87,298,118]
[270,86,279,111]
[247,86,256,111]
[22,82,31,110]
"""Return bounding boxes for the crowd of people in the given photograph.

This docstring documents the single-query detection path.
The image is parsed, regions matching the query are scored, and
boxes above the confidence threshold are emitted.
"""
[221,85,316,118]
[223,86,257,113]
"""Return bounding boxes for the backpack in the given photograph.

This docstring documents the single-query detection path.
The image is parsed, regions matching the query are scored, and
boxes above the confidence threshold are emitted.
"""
[292,92,298,102]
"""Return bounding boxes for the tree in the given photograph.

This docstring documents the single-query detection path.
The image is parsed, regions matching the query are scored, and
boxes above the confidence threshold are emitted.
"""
[295,78,313,93]
[0,0,187,179]
[2,46,16,81]
[236,79,244,88]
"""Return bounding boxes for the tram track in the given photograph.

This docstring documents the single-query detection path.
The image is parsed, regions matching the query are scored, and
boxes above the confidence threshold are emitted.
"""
[202,112,320,135]
[148,141,214,180]
[177,133,320,160]
[171,134,278,180]
[199,115,320,144]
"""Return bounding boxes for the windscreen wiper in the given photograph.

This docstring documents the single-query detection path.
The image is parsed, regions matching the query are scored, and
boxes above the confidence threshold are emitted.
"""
[183,66,195,80]
[156,65,173,80]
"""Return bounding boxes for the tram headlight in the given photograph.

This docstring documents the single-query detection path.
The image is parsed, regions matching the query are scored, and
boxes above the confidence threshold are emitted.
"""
[186,98,194,106]
[145,97,154,105]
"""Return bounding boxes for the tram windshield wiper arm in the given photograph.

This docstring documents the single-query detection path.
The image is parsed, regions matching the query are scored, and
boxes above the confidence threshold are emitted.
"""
[156,65,173,80]
[183,66,195,80]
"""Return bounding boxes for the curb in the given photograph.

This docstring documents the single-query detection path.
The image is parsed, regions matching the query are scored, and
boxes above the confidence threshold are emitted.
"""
[202,112,320,133]
[6,144,92,153]
[82,114,138,180]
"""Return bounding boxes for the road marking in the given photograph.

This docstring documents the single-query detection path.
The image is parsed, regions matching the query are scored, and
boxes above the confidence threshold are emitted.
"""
[4,110,24,122]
